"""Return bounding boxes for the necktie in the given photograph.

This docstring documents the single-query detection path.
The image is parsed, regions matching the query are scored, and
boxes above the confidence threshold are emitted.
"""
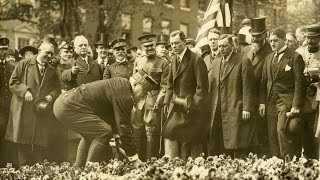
[273,52,280,64]
[39,63,46,76]
[176,55,180,68]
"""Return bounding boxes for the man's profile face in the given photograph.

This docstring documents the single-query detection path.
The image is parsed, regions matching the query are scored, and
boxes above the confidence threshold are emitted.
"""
[38,44,54,63]
[96,45,109,59]
[207,32,220,51]
[306,35,320,48]
[170,35,185,55]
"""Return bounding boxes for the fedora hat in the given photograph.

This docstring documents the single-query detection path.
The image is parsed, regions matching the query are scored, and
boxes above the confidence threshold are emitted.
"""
[94,33,110,47]
[156,34,169,46]
[172,96,192,114]
[250,17,267,35]
[305,24,320,37]
[33,98,53,116]
[19,46,38,57]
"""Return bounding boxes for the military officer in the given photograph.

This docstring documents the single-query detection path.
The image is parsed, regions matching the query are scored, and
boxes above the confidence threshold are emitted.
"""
[132,33,170,160]
[103,39,133,79]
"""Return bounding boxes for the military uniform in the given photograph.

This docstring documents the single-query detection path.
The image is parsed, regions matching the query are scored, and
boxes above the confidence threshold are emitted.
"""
[132,33,170,160]
[103,60,133,79]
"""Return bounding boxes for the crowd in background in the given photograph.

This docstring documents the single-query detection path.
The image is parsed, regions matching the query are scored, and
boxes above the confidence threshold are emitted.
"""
[1,16,320,168]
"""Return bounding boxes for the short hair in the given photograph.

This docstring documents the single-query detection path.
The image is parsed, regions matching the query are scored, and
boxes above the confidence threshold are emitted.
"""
[269,28,286,39]
[170,30,186,41]
[208,28,221,36]
[286,32,297,40]
[219,34,233,44]
[38,42,54,51]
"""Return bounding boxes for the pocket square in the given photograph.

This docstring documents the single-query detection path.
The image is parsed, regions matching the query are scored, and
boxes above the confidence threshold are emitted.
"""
[285,65,291,71]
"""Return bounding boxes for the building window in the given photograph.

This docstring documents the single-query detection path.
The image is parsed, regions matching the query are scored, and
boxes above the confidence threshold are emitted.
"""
[180,0,190,11]
[180,23,188,37]
[142,17,152,33]
[121,14,131,30]
[17,37,30,50]
[161,20,171,35]
[143,0,155,4]
[164,0,174,8]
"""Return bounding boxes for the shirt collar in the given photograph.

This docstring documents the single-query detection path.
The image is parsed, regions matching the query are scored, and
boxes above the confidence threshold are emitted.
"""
[178,48,187,61]
[277,45,287,54]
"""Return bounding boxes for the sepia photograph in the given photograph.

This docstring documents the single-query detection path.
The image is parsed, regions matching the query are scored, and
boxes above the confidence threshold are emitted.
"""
[0,0,320,179]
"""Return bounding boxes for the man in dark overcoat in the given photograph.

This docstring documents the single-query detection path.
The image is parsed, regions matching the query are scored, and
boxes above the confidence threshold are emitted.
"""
[162,30,208,159]
[208,34,255,158]
[5,43,60,166]
[259,28,306,158]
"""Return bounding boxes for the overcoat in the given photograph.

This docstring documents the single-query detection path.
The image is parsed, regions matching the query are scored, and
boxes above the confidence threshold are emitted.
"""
[162,48,209,143]
[209,52,256,149]
[5,57,60,147]
[61,56,102,86]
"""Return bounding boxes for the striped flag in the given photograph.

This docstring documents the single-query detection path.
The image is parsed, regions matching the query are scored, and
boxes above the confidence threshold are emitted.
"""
[195,0,231,47]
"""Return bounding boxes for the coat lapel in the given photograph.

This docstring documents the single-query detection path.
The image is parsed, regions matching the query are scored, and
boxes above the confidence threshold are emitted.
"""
[40,65,55,88]
[76,56,88,71]
[29,57,40,85]
[274,48,291,80]
[175,49,191,79]
[221,52,237,82]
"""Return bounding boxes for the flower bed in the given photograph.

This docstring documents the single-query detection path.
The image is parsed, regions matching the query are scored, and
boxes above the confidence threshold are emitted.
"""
[1,154,319,180]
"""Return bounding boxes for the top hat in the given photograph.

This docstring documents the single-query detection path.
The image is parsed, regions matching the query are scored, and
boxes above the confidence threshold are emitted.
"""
[19,46,38,57]
[305,24,320,37]
[185,38,196,46]
[237,34,249,45]
[284,112,302,142]
[131,69,158,92]
[250,17,267,35]
[138,33,157,46]
[156,34,169,45]
[33,98,53,116]
[172,96,192,114]
[94,33,110,47]
[200,44,211,58]
[111,39,127,49]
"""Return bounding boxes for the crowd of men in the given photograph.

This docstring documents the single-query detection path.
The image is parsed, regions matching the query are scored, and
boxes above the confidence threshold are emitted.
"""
[1,16,320,168]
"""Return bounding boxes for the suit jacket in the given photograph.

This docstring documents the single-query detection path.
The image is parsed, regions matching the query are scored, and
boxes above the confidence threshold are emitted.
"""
[260,47,306,109]
[162,48,209,143]
[61,56,102,87]
[6,57,60,147]
[209,52,256,149]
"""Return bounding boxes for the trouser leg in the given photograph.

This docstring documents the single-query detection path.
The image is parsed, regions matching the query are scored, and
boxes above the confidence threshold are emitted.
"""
[17,144,43,167]
[301,112,318,159]
[87,138,112,163]
[164,138,179,158]
[133,126,146,161]
[74,137,92,168]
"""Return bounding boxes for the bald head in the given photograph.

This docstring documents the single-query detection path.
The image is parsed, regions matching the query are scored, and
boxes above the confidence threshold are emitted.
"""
[74,35,88,57]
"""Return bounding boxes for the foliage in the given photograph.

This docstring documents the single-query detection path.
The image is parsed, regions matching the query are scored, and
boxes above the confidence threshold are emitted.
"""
[0,154,319,180]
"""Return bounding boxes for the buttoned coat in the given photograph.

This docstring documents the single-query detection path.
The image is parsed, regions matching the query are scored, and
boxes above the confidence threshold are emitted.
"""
[103,60,134,80]
[260,48,306,109]
[61,56,103,86]
[162,48,209,143]
[5,57,60,147]
[209,52,256,149]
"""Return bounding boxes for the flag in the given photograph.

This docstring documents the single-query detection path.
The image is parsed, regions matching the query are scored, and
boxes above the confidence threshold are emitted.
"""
[195,0,231,48]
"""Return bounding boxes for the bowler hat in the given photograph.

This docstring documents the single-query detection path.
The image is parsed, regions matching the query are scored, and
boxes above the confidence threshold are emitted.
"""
[156,34,169,45]
[131,69,158,92]
[305,24,320,37]
[111,39,126,49]
[185,38,196,46]
[138,33,157,46]
[250,17,267,35]
[94,33,110,47]
[33,98,53,116]
[19,46,38,57]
